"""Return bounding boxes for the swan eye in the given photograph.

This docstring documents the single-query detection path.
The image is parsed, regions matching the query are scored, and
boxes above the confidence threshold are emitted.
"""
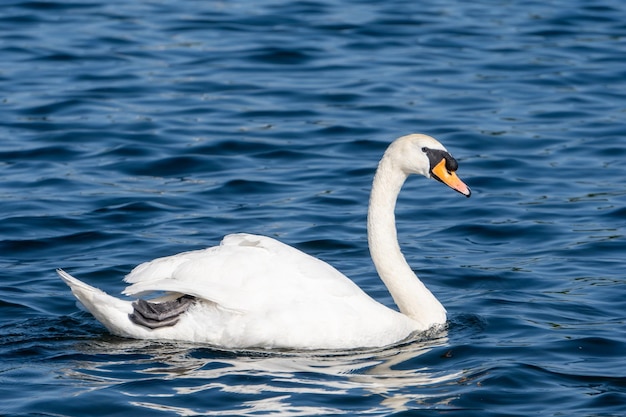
[422,147,428,153]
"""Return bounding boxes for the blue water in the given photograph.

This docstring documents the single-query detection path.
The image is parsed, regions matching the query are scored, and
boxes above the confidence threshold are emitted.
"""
[1,0,625,415]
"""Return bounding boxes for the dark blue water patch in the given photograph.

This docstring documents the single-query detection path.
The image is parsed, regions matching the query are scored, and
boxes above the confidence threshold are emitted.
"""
[247,47,320,66]
[1,230,111,259]
[87,201,176,230]
[0,144,82,161]
[0,316,96,359]
[444,222,564,248]
[0,212,88,242]
[91,142,160,160]
[193,138,288,157]
[7,0,98,11]
[110,155,216,178]
[208,178,287,196]
[295,237,360,255]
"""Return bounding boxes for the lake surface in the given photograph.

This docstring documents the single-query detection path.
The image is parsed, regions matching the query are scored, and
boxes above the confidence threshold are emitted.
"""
[1,0,625,415]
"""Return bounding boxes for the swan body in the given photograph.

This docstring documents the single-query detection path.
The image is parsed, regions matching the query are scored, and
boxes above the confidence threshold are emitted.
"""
[59,134,470,350]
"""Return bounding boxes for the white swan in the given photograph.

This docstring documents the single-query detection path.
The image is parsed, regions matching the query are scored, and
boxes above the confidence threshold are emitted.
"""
[58,134,470,350]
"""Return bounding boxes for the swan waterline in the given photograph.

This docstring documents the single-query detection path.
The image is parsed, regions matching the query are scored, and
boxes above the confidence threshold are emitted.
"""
[58,134,471,350]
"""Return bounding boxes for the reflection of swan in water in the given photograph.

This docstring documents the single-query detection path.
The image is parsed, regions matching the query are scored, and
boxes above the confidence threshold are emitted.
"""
[64,334,463,416]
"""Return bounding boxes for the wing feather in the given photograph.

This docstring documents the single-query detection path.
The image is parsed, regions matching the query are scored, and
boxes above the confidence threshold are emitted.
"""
[122,233,370,314]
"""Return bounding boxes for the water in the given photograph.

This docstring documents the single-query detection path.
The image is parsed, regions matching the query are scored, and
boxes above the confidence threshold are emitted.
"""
[1,0,625,415]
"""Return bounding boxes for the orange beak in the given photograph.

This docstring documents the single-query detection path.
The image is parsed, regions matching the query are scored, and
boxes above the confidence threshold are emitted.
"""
[431,159,471,197]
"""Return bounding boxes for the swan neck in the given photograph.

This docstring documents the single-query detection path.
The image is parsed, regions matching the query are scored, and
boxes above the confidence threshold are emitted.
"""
[367,154,446,327]
[367,157,405,263]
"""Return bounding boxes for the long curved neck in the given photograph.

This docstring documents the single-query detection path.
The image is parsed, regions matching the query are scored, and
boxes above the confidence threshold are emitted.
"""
[367,153,446,328]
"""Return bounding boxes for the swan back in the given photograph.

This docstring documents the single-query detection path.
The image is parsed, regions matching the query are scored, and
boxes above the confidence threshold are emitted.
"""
[121,233,415,348]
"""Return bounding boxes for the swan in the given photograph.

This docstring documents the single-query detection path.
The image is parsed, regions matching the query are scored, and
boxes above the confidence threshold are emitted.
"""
[58,134,471,350]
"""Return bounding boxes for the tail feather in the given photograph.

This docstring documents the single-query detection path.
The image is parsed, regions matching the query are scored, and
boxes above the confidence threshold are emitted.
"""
[57,269,135,337]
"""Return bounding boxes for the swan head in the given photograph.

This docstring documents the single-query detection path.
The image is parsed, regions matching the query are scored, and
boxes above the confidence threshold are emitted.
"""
[388,134,471,197]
